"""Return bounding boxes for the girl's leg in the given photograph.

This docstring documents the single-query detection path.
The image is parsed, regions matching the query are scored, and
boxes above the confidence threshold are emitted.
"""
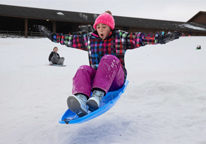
[57,57,65,65]
[51,56,58,64]
[68,65,96,117]
[87,55,125,111]
[92,55,125,94]
[72,65,96,98]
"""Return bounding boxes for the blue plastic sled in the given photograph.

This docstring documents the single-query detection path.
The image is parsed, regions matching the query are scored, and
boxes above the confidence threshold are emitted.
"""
[59,80,129,124]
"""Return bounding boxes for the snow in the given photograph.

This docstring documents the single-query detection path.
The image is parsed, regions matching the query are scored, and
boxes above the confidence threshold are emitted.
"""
[0,36,206,144]
[179,24,206,31]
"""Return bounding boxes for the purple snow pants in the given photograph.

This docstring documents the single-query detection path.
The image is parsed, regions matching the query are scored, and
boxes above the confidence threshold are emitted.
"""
[72,55,125,98]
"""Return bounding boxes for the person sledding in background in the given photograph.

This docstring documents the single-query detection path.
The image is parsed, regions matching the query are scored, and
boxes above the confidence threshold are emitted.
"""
[38,10,181,117]
[49,47,65,65]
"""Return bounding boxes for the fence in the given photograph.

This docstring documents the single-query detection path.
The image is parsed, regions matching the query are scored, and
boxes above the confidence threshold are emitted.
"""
[0,30,43,38]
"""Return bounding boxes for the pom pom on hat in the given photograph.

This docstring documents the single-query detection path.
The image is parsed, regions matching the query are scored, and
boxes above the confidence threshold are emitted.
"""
[93,13,115,30]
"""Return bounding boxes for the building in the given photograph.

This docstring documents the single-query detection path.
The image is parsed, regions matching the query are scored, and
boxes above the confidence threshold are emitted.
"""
[0,4,206,38]
[187,11,206,25]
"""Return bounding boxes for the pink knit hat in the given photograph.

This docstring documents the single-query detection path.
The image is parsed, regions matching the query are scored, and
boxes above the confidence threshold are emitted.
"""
[93,13,115,30]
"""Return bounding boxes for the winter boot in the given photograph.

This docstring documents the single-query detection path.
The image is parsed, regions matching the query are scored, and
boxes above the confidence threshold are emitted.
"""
[67,94,88,117]
[87,90,105,111]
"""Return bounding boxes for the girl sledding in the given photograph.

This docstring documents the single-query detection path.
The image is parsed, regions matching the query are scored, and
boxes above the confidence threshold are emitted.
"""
[49,47,65,65]
[38,10,181,117]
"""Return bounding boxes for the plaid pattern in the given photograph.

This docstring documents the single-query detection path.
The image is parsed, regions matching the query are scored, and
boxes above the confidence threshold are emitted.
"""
[52,29,159,75]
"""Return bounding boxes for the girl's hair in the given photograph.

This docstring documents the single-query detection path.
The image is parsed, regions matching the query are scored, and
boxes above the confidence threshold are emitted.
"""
[53,47,58,50]
[105,10,112,16]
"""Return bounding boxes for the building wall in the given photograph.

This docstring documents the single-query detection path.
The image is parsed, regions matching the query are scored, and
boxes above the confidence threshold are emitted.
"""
[117,25,206,36]
[0,15,87,37]
[1,14,206,37]
[0,16,24,31]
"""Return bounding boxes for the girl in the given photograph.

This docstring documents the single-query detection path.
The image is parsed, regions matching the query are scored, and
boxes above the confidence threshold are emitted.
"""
[49,47,65,65]
[38,11,181,117]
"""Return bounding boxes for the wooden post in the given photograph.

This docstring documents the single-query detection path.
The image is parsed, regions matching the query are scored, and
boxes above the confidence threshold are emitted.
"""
[25,18,28,38]
[52,21,56,33]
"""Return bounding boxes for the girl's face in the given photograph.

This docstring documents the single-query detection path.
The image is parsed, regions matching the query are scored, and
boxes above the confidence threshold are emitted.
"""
[53,48,58,52]
[96,23,111,40]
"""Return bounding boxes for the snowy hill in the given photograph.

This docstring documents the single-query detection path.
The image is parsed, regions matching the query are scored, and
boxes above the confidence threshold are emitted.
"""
[0,36,206,144]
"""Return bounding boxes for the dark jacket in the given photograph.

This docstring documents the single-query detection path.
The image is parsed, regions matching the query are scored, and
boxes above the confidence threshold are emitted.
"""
[48,51,60,61]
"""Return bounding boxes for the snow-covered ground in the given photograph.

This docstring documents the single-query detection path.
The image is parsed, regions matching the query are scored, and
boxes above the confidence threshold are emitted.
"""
[0,36,206,144]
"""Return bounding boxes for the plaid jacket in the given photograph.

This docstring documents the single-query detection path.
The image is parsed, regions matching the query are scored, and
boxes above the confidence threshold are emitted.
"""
[52,28,159,76]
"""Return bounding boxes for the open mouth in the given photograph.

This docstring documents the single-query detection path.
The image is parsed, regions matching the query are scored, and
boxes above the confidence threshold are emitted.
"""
[100,34,104,37]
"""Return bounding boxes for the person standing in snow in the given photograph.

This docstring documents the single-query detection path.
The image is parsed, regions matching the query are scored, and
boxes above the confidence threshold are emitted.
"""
[38,10,181,117]
[48,47,65,65]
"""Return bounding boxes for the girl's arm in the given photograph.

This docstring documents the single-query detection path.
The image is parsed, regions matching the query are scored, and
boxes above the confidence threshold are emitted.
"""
[52,33,88,51]
[119,30,159,50]
[38,25,88,51]
[119,30,181,50]
[48,52,53,61]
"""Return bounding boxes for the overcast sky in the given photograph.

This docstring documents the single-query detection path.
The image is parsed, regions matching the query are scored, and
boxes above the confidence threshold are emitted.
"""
[1,0,206,22]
